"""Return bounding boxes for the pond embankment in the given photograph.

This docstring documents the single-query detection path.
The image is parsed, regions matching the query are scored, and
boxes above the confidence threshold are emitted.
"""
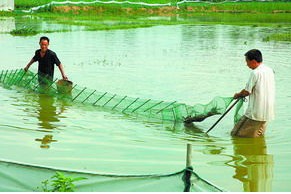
[1,1,291,41]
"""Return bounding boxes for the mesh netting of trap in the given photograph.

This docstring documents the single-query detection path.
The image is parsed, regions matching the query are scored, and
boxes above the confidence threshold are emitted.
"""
[0,69,244,123]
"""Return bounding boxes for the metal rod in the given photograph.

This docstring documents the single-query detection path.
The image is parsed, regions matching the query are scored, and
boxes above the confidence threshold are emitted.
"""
[24,73,38,88]
[156,101,177,114]
[14,70,27,86]
[131,99,151,113]
[33,81,41,91]
[71,84,78,91]
[32,75,47,91]
[172,103,183,118]
[122,97,139,113]
[11,69,20,85]
[72,87,87,102]
[172,108,177,121]
[2,70,8,83]
[12,69,26,85]
[7,69,18,86]
[34,78,57,92]
[102,94,116,107]
[4,70,13,86]
[93,92,107,105]
[143,101,163,112]
[0,70,4,81]
[82,90,96,103]
[206,98,240,134]
[112,95,127,110]
[45,78,58,91]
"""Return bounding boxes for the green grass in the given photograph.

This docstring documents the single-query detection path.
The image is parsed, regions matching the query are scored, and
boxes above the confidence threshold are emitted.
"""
[38,172,86,192]
[10,26,38,36]
[263,33,291,42]
[2,1,291,40]
[14,0,175,8]
[14,0,94,8]
[14,0,291,13]
[35,10,291,27]
[181,2,291,13]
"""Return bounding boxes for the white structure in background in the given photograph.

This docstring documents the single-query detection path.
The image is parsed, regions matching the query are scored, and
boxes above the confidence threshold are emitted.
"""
[0,0,14,11]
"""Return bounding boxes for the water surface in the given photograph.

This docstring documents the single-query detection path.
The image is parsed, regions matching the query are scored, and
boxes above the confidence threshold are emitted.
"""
[0,18,291,191]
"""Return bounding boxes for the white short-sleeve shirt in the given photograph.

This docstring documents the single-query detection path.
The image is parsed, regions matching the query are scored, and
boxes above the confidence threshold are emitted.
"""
[244,64,275,121]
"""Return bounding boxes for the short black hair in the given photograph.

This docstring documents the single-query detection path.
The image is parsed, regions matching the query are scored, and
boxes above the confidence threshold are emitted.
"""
[39,36,50,43]
[244,49,263,62]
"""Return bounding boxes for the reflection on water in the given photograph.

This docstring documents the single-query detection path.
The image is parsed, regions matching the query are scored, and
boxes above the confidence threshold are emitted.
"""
[35,134,57,149]
[35,93,69,148]
[229,137,273,192]
[0,17,15,32]
[0,16,84,35]
[36,94,59,149]
[37,94,60,130]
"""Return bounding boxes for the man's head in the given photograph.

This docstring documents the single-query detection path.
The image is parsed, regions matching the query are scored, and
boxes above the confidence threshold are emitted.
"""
[244,49,262,69]
[39,36,50,53]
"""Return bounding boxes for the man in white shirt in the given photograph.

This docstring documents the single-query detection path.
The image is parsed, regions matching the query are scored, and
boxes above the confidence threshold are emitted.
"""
[231,49,275,137]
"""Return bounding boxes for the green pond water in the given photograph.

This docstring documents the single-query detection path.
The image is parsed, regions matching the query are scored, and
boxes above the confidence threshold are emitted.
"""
[0,17,291,191]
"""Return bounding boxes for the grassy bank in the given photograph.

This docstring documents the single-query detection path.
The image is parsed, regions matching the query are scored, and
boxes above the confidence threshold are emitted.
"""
[14,0,291,13]
[1,1,291,41]
[12,1,291,25]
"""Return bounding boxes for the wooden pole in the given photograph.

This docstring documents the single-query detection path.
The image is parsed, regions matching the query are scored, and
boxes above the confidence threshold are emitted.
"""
[186,143,192,168]
[184,143,193,192]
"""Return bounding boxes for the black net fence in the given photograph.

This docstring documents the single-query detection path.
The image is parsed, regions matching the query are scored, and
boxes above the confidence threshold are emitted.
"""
[0,157,224,192]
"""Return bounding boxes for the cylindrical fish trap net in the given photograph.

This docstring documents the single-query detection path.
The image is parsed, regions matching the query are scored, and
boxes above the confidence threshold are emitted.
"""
[0,69,243,123]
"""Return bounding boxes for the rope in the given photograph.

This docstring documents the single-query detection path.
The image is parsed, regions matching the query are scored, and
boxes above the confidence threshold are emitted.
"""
[0,158,182,178]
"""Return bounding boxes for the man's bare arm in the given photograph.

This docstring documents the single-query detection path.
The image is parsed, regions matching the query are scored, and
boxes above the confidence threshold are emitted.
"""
[58,64,68,80]
[24,58,35,71]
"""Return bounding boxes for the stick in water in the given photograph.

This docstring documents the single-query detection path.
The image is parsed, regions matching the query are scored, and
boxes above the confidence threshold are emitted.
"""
[206,98,241,134]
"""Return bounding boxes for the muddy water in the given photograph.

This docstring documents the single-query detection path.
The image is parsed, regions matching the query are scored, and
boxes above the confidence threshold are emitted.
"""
[0,17,291,191]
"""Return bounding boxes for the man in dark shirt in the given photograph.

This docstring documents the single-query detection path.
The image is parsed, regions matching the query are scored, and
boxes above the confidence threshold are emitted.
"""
[24,36,68,85]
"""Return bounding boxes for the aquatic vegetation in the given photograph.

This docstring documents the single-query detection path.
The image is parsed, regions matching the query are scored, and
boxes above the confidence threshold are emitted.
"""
[9,25,72,36]
[5,1,291,40]
[38,171,86,192]
[14,1,291,13]
[180,2,291,13]
[9,26,38,36]
[15,0,95,9]
[17,1,291,29]
[263,33,291,42]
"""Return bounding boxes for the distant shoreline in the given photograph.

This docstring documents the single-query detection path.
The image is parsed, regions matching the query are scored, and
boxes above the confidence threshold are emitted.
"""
[1,1,291,41]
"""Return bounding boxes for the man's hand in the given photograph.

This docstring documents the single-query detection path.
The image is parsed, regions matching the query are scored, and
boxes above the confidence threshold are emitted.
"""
[62,75,68,80]
[233,93,241,99]
[24,59,34,72]
[24,66,29,72]
[234,89,250,99]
